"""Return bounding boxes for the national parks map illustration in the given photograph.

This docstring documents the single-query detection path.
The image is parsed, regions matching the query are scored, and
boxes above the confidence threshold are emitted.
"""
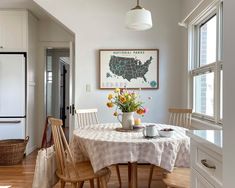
[100,50,159,89]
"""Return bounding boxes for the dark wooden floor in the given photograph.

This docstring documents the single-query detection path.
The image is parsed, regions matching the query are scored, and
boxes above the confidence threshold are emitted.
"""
[0,151,166,188]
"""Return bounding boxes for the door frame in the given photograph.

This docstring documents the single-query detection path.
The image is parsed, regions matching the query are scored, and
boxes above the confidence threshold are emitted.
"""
[37,41,75,146]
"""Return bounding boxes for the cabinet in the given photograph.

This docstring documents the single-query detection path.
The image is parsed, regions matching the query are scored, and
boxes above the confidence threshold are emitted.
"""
[0,10,38,155]
[191,168,214,188]
[187,130,223,188]
[0,11,27,51]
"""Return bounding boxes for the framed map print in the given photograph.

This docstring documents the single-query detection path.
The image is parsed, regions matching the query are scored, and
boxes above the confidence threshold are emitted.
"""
[99,49,159,89]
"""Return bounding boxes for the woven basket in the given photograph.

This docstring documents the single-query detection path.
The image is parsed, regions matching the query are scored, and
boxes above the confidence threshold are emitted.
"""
[0,136,29,165]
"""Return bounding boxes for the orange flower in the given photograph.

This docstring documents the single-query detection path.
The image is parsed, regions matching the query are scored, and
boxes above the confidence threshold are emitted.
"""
[106,102,114,108]
[136,108,145,115]
[119,95,126,103]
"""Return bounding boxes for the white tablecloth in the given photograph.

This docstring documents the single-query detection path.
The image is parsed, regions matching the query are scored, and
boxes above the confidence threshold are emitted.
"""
[70,123,190,173]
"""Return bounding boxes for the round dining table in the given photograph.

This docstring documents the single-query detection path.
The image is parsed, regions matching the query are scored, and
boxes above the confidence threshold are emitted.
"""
[70,123,190,188]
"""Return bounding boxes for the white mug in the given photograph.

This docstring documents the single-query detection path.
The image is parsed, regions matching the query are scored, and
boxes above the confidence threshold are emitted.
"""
[143,124,158,137]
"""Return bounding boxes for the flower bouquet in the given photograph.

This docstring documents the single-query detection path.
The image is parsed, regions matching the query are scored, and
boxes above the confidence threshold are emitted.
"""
[106,88,147,129]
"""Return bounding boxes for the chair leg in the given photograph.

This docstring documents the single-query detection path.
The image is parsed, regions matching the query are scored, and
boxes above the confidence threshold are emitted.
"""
[115,164,122,187]
[77,181,84,188]
[148,165,154,188]
[130,162,138,188]
[128,162,131,188]
[71,182,77,188]
[61,180,66,188]
[89,179,95,188]
[100,176,108,188]
[96,178,100,188]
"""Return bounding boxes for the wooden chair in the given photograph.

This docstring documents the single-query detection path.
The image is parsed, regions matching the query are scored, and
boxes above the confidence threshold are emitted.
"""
[168,108,192,129]
[75,109,122,187]
[49,117,110,188]
[162,168,190,188]
[75,109,99,128]
[147,108,192,188]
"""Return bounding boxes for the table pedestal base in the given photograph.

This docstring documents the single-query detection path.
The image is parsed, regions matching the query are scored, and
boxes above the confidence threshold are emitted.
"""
[128,162,138,188]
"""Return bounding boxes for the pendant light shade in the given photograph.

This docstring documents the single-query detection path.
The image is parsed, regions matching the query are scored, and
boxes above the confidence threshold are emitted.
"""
[125,0,152,31]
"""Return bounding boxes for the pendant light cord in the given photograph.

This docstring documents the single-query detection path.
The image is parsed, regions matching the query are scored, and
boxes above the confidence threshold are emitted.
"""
[132,0,142,10]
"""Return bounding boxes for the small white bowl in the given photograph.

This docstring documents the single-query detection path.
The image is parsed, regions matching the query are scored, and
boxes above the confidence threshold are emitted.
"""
[158,129,174,137]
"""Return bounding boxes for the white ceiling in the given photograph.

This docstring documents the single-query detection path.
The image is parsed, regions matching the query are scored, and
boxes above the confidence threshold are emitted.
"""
[0,0,49,19]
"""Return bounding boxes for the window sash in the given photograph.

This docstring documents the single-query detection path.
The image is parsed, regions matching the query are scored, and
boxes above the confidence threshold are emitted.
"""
[191,62,216,76]
[188,2,223,124]
[193,71,215,118]
[193,112,215,121]
[199,14,217,67]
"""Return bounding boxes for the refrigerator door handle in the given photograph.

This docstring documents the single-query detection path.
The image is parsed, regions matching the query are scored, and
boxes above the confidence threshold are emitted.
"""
[0,120,21,124]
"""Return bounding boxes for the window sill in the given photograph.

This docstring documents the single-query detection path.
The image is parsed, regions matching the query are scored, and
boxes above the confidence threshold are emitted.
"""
[191,117,222,130]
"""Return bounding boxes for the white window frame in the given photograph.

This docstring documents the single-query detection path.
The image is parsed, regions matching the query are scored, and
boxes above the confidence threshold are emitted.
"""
[188,1,223,124]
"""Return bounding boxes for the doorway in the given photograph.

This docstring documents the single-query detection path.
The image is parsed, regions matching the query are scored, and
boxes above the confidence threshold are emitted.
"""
[46,48,70,139]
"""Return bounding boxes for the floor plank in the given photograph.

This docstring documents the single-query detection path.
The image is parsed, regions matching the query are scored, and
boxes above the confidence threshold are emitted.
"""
[0,151,166,188]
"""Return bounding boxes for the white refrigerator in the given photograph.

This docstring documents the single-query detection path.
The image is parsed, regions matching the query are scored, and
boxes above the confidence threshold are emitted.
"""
[0,53,26,139]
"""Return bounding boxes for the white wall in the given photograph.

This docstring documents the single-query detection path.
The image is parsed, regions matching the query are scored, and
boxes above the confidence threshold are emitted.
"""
[26,11,38,154]
[34,0,184,125]
[223,0,235,186]
[181,0,202,19]
[39,18,74,42]
[180,0,202,109]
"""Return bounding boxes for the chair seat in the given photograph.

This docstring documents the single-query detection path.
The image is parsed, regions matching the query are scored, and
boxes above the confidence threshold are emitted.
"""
[163,168,190,188]
[56,161,110,182]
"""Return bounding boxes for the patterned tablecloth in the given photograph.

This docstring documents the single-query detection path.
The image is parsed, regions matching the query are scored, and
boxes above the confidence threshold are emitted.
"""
[70,123,190,173]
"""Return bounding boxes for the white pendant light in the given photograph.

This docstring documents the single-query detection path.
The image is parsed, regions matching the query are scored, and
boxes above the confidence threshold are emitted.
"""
[125,0,152,31]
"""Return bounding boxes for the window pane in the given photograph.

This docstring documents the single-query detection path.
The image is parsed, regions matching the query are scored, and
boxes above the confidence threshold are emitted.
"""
[200,15,217,66]
[220,70,223,119]
[194,72,214,116]
[47,56,52,71]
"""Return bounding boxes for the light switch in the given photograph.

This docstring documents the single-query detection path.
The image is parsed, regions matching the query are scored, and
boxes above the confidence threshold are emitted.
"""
[86,84,91,92]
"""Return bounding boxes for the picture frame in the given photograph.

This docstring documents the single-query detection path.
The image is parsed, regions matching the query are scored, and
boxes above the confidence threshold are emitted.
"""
[99,49,159,89]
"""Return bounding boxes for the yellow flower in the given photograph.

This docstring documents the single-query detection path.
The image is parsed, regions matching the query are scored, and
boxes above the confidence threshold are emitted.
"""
[113,112,118,116]
[127,95,132,101]
[115,88,120,93]
[119,95,126,103]
[108,94,113,100]
[132,93,137,98]
[106,102,114,108]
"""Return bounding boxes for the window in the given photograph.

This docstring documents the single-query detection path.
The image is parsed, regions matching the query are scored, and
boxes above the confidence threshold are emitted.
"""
[199,15,217,66]
[189,2,223,123]
[193,72,214,117]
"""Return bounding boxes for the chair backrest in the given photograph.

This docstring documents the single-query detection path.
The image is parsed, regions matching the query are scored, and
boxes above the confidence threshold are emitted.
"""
[75,108,99,128]
[49,118,78,179]
[168,108,192,128]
